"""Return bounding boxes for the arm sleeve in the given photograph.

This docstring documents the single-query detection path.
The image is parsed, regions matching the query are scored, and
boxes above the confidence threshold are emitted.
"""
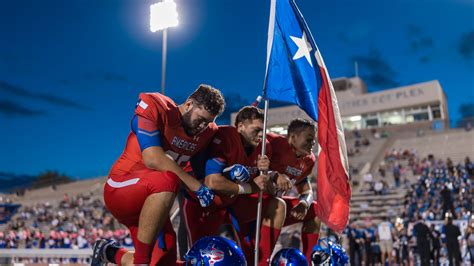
[205,158,226,176]
[131,115,161,151]
[131,93,167,151]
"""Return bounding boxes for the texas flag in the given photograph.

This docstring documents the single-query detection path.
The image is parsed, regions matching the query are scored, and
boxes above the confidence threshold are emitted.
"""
[263,0,351,233]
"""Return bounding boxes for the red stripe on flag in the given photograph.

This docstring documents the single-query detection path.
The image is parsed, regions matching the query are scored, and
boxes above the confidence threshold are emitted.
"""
[317,66,351,233]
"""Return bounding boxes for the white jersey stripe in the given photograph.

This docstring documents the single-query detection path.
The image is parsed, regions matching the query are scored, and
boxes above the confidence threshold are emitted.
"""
[106,177,140,188]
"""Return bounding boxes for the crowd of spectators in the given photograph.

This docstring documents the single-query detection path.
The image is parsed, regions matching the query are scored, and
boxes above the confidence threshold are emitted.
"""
[361,172,391,195]
[343,215,473,266]
[344,151,473,265]
[0,193,132,250]
[386,151,474,222]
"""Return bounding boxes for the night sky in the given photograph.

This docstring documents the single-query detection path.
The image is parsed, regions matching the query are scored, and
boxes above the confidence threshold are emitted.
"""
[1,0,473,179]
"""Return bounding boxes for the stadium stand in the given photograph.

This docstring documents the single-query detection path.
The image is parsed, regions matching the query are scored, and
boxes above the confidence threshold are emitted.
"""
[339,128,473,265]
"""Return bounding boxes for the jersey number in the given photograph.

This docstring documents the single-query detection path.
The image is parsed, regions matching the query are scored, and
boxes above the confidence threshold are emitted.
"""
[165,150,191,167]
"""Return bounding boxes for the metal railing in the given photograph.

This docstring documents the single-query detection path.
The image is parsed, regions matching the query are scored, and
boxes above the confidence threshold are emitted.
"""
[0,248,91,258]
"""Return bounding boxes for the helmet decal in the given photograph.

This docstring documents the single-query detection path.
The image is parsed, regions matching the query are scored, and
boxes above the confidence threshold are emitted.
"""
[200,243,225,265]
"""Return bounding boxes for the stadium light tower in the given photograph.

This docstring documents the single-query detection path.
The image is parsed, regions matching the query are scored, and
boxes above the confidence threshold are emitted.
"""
[150,0,179,95]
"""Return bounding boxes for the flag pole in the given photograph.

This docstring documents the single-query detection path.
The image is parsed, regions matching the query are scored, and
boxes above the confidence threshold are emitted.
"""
[254,98,269,266]
[254,0,275,263]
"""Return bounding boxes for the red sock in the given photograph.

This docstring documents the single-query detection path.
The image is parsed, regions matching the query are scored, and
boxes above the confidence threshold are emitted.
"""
[258,225,281,266]
[114,248,128,266]
[134,239,153,264]
[302,232,319,262]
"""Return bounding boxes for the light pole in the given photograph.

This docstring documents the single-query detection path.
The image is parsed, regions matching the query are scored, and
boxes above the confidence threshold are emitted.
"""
[150,0,179,95]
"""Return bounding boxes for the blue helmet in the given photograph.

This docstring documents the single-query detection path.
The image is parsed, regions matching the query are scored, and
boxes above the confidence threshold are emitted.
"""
[311,245,331,265]
[184,236,247,266]
[311,238,349,266]
[271,248,308,266]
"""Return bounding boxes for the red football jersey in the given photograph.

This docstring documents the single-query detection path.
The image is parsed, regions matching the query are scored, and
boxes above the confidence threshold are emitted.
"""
[208,126,271,207]
[267,133,315,183]
[110,93,218,176]
[209,126,271,178]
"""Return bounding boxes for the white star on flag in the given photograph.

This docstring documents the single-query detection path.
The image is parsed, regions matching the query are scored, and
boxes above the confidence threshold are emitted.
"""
[290,32,313,67]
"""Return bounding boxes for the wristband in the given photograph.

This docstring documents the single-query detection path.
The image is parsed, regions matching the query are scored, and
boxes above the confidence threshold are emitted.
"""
[237,183,252,195]
[299,200,309,209]
[298,191,313,209]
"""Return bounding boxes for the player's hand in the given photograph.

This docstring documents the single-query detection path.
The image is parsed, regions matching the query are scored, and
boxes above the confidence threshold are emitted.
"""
[194,184,215,207]
[264,179,277,195]
[290,202,308,221]
[223,164,250,183]
[257,155,270,172]
[253,174,269,191]
[276,173,293,192]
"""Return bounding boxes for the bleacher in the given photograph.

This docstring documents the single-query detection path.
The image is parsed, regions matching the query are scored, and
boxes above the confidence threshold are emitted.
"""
[8,178,105,206]
[346,128,473,224]
[348,136,390,183]
[391,129,474,163]
[349,188,407,223]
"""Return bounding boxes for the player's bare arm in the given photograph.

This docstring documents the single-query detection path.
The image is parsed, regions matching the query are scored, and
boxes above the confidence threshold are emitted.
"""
[251,174,269,192]
[205,163,269,195]
[205,173,240,195]
[142,146,203,192]
[275,173,293,192]
[290,178,313,220]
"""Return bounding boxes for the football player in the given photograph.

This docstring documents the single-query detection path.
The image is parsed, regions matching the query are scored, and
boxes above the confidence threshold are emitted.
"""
[237,118,321,263]
[182,106,286,266]
[268,118,321,263]
[92,85,225,266]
